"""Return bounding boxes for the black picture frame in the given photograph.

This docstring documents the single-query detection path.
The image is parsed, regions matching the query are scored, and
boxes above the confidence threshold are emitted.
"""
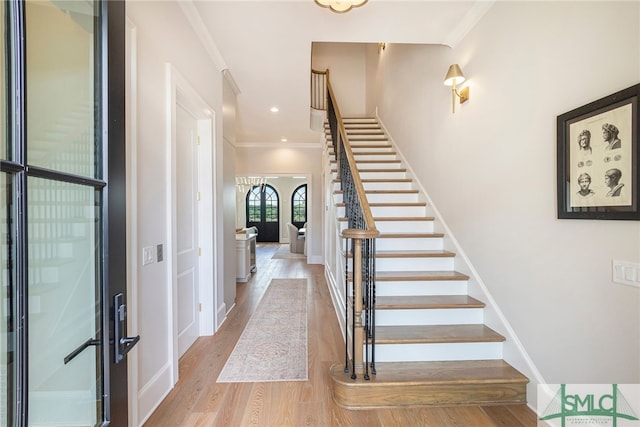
[557,83,640,220]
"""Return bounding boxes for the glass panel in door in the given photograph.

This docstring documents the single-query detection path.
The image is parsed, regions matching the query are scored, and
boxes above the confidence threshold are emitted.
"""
[27,178,102,425]
[26,0,97,179]
[0,174,15,427]
[25,0,105,424]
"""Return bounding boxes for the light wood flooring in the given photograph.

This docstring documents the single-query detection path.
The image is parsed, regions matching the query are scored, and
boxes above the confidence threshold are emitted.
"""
[143,243,537,426]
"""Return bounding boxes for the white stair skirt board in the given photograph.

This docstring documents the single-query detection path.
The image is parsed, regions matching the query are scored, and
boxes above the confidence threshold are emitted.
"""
[372,342,503,363]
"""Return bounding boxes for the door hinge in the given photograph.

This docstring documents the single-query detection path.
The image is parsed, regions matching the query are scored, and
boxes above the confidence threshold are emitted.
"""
[198,247,202,256]
[198,303,202,312]
[196,135,201,145]
[196,191,201,201]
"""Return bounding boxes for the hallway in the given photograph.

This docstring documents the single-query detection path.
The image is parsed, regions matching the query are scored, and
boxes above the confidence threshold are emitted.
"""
[143,244,537,426]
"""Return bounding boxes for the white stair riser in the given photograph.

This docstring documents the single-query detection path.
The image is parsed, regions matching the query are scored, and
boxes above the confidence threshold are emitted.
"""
[337,205,427,217]
[353,153,398,161]
[365,193,420,203]
[371,342,503,363]
[350,140,391,147]
[373,257,454,271]
[361,181,414,191]
[358,171,408,180]
[334,181,414,191]
[376,280,468,296]
[373,221,434,233]
[356,163,403,170]
[373,206,426,217]
[375,308,484,326]
[376,237,443,251]
[339,220,434,233]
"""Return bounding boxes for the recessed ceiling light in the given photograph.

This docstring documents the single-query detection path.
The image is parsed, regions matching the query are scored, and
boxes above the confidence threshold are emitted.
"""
[270,106,279,113]
[281,138,288,142]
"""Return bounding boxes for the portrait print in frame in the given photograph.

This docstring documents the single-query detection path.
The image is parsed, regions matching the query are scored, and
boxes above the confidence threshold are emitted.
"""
[557,83,639,220]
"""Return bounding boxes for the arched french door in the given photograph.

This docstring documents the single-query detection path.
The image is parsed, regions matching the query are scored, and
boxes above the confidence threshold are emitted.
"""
[246,184,279,242]
[291,184,307,229]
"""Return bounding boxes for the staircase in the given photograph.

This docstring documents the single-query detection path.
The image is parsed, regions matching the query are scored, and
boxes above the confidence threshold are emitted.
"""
[326,118,529,408]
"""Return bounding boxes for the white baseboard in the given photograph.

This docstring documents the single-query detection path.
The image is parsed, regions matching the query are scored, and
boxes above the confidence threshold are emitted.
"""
[137,362,173,427]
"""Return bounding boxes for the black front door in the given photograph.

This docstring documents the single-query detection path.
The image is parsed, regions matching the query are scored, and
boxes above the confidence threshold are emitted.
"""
[246,184,279,242]
[0,1,131,425]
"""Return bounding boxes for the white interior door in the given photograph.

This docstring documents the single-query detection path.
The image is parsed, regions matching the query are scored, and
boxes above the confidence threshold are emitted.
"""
[176,102,200,357]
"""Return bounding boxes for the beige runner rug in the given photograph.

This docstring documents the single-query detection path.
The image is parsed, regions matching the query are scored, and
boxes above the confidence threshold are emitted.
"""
[217,278,308,382]
[271,244,306,260]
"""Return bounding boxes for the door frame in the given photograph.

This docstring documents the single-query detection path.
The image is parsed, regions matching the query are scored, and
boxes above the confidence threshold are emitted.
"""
[166,64,216,384]
[125,16,139,427]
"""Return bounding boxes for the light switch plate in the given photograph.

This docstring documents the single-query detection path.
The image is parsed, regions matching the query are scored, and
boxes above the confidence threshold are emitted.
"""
[143,246,155,266]
[612,260,640,288]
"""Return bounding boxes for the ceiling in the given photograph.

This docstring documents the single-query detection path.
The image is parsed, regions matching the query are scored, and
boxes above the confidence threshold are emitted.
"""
[186,1,492,145]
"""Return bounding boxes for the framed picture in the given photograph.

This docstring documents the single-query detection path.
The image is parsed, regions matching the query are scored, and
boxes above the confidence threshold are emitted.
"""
[557,83,640,220]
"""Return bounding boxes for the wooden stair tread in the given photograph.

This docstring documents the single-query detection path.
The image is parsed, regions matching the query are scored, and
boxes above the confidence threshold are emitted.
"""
[328,144,393,149]
[334,189,419,194]
[330,360,528,408]
[376,324,505,344]
[374,216,434,221]
[331,159,401,164]
[376,295,485,309]
[331,360,527,386]
[375,270,469,281]
[337,202,425,207]
[333,178,412,183]
[332,168,406,173]
[338,216,435,222]
[377,232,442,238]
[346,250,454,259]
[333,151,396,155]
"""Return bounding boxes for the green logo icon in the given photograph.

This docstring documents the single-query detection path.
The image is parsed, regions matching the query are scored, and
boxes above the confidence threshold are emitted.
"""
[540,384,639,427]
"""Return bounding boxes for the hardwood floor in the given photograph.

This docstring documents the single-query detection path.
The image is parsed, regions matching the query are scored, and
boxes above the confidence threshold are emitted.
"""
[143,244,537,426]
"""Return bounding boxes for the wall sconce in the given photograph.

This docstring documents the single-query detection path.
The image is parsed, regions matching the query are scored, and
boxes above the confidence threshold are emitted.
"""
[443,64,469,113]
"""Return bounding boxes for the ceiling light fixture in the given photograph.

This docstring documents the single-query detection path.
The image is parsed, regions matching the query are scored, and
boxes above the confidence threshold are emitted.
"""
[314,0,367,13]
[270,106,279,113]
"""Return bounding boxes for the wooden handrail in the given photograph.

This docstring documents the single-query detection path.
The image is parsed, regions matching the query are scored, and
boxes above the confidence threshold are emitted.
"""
[326,74,378,238]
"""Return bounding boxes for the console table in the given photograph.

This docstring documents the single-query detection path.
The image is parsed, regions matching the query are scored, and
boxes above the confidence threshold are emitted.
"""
[236,233,257,282]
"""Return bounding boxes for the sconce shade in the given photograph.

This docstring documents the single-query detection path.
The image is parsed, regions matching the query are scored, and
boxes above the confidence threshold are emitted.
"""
[315,0,367,13]
[443,64,466,87]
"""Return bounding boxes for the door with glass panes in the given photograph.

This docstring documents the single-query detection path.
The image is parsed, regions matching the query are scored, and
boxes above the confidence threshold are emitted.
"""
[0,1,131,425]
[246,184,280,242]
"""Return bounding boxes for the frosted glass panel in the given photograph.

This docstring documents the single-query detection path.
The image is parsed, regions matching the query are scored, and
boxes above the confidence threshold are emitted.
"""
[27,177,102,426]
[26,0,97,178]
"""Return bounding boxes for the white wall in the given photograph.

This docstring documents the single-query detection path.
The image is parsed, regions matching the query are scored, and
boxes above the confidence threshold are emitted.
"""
[126,2,225,424]
[372,0,640,399]
[312,42,368,117]
[235,145,323,263]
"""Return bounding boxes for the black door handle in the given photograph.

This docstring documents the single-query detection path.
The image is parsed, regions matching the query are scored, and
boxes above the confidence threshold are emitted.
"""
[64,338,101,364]
[114,293,140,364]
